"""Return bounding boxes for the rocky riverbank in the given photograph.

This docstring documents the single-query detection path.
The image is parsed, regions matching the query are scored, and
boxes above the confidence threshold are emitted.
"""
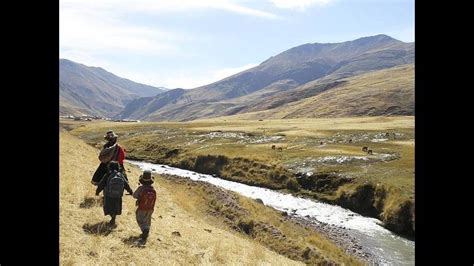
[159,172,377,264]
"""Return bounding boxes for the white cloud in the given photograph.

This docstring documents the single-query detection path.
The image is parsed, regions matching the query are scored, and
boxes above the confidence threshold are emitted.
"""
[58,3,268,98]
[269,0,332,10]
[60,0,277,62]
[60,7,186,57]
[61,0,278,19]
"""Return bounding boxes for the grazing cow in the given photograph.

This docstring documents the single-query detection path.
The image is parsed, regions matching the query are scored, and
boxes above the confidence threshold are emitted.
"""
[367,149,373,155]
[271,145,276,150]
[277,147,283,152]
[349,139,352,143]
[362,146,368,152]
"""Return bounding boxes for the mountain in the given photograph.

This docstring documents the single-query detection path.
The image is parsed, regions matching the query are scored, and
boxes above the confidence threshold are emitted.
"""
[224,64,414,119]
[119,34,414,121]
[59,59,167,117]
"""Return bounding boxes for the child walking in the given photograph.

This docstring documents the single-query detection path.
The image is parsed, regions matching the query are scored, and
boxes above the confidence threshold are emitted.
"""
[133,170,157,240]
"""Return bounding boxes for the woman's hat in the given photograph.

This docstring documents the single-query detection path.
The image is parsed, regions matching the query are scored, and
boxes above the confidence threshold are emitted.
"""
[104,130,118,140]
[139,170,154,184]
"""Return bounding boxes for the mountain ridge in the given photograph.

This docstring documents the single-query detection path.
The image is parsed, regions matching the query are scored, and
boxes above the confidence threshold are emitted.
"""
[60,59,167,117]
[117,34,414,121]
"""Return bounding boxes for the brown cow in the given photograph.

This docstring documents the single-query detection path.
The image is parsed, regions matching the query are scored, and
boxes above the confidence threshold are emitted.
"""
[271,145,276,150]
[277,147,283,152]
[348,139,352,143]
[367,149,373,155]
[320,141,324,145]
[362,146,368,152]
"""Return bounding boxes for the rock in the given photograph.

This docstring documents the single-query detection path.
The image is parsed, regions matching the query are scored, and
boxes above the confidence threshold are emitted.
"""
[171,231,181,237]
[204,228,212,233]
[254,198,264,204]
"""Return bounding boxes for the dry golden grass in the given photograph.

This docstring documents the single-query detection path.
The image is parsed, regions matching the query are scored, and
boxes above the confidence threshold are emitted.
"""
[186,116,414,134]
[65,115,414,237]
[60,131,303,265]
[224,64,414,120]
[157,175,363,265]
[69,116,413,138]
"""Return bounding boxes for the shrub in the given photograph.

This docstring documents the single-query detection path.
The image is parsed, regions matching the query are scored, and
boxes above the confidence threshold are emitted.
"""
[232,170,245,177]
[287,179,301,191]
[178,158,195,170]
[237,219,255,235]
[194,155,229,175]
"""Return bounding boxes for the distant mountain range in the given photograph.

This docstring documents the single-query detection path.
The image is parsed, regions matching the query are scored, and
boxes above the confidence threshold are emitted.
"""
[225,64,414,119]
[60,59,167,117]
[60,34,414,120]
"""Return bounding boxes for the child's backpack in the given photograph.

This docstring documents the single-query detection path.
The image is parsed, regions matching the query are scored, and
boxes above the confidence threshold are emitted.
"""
[105,171,125,198]
[138,187,156,211]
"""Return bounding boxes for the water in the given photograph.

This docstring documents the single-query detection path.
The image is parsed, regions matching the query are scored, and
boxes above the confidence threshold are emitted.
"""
[127,160,414,265]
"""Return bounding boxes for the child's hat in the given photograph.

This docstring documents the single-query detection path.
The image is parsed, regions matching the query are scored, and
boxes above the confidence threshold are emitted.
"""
[139,170,154,184]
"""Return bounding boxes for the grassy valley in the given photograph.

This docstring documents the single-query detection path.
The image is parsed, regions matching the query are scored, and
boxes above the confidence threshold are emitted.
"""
[60,127,361,264]
[66,115,415,238]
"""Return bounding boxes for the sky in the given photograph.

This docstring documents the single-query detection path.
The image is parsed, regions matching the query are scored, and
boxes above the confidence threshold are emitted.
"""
[60,0,414,89]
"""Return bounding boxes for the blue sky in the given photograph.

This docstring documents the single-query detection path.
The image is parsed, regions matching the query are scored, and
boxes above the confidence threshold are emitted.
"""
[60,0,414,89]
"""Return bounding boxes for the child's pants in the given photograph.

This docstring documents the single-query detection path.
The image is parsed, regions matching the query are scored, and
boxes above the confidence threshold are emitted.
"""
[136,209,153,232]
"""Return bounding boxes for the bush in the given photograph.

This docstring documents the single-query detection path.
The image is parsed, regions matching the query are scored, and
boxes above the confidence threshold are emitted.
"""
[237,219,255,235]
[232,170,245,177]
[194,155,229,175]
[287,179,301,191]
[165,148,180,158]
[216,155,229,166]
[178,158,195,170]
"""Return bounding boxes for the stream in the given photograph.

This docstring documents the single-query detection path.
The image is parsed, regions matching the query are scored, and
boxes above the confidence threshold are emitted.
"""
[127,160,414,265]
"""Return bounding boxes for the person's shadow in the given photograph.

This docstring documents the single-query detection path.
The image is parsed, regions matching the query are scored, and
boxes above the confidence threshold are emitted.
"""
[79,197,103,208]
[122,235,147,248]
[82,221,116,236]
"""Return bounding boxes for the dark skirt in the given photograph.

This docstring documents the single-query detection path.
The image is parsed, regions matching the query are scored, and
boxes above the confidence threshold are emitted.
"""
[103,196,122,216]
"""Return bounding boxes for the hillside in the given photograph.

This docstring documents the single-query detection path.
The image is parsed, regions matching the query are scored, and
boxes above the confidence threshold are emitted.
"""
[227,64,414,119]
[60,130,360,264]
[60,131,305,264]
[118,34,414,121]
[60,59,166,117]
